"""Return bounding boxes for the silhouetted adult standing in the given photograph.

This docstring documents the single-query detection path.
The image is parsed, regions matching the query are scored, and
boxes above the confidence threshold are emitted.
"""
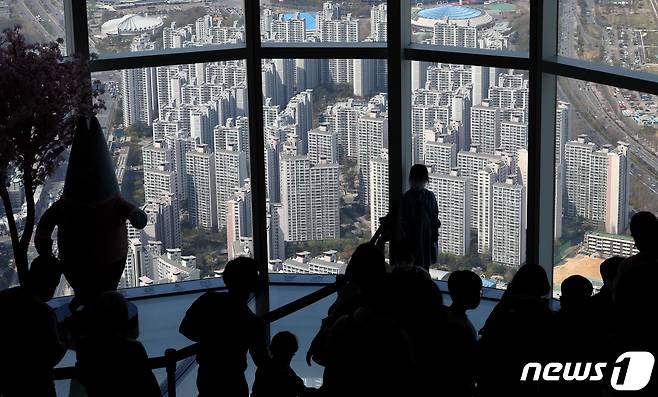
[322,277,414,397]
[180,257,269,397]
[306,243,386,367]
[399,164,440,270]
[76,291,160,397]
[477,264,555,397]
[0,256,65,397]
[441,271,482,397]
[608,212,658,396]
[252,331,315,397]
[614,211,658,305]
[388,251,445,396]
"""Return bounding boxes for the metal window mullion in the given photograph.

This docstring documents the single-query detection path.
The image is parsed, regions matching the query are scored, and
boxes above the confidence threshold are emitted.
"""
[404,45,530,70]
[527,0,558,286]
[387,0,407,261]
[64,0,90,60]
[244,0,270,319]
[544,56,658,96]
[90,47,248,72]
[260,44,387,59]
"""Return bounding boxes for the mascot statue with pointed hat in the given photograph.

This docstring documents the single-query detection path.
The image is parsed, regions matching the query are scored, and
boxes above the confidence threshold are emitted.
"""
[35,116,147,309]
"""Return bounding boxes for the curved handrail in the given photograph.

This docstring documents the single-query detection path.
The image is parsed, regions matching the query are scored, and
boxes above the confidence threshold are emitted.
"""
[53,278,344,387]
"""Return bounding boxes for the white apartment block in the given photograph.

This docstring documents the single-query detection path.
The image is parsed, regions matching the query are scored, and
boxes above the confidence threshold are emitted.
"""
[370,3,388,42]
[310,162,340,240]
[369,154,389,236]
[143,164,177,204]
[423,132,457,175]
[267,202,286,261]
[457,147,509,231]
[432,23,477,48]
[584,232,639,258]
[281,251,346,274]
[500,120,528,162]
[470,100,500,155]
[308,124,339,164]
[144,194,181,250]
[269,15,306,42]
[280,155,311,241]
[227,182,253,260]
[214,143,247,229]
[357,109,388,206]
[428,170,471,256]
[492,177,526,267]
[564,136,629,233]
[324,99,361,159]
[186,144,217,230]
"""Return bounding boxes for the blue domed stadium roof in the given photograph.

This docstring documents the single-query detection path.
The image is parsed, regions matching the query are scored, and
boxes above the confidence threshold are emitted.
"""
[417,5,484,20]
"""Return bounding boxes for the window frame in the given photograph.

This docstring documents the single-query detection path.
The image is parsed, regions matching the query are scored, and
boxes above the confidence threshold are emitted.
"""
[62,0,658,312]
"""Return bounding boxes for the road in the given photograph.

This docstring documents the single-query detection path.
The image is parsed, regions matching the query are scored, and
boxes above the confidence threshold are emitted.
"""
[31,0,65,39]
[15,0,52,41]
[560,0,658,180]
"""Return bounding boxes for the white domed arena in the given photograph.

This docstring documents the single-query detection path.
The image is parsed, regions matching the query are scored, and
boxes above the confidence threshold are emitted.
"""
[412,4,494,30]
[101,14,164,37]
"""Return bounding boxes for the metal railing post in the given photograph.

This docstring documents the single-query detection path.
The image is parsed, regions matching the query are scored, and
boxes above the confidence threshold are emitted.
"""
[165,348,177,397]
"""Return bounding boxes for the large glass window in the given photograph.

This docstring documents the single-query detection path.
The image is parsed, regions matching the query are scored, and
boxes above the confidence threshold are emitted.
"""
[264,58,388,275]
[410,62,529,287]
[553,77,658,296]
[260,1,387,44]
[86,0,245,57]
[410,0,530,52]
[48,59,251,297]
[559,0,658,73]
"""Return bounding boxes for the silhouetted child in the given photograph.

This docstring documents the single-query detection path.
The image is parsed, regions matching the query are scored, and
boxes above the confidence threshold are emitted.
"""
[180,257,269,397]
[252,331,314,397]
[442,271,482,397]
[447,270,483,339]
[399,164,440,270]
[557,275,594,345]
[75,291,160,397]
[0,256,65,397]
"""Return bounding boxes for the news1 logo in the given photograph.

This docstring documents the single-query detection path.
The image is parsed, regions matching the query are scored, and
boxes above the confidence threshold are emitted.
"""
[520,351,655,391]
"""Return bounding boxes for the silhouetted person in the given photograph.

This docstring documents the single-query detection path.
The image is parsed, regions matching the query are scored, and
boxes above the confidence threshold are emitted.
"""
[252,331,314,397]
[549,275,598,395]
[441,271,482,397]
[590,256,622,317]
[614,212,658,306]
[608,214,658,396]
[477,264,555,397]
[389,243,445,396]
[306,243,386,367]
[322,277,414,397]
[180,257,269,397]
[400,164,440,270]
[447,270,483,339]
[559,274,593,312]
[0,256,65,397]
[75,291,159,397]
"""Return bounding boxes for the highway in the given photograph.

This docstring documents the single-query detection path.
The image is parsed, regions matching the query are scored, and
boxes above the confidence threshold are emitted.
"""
[15,0,53,41]
[559,0,658,184]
